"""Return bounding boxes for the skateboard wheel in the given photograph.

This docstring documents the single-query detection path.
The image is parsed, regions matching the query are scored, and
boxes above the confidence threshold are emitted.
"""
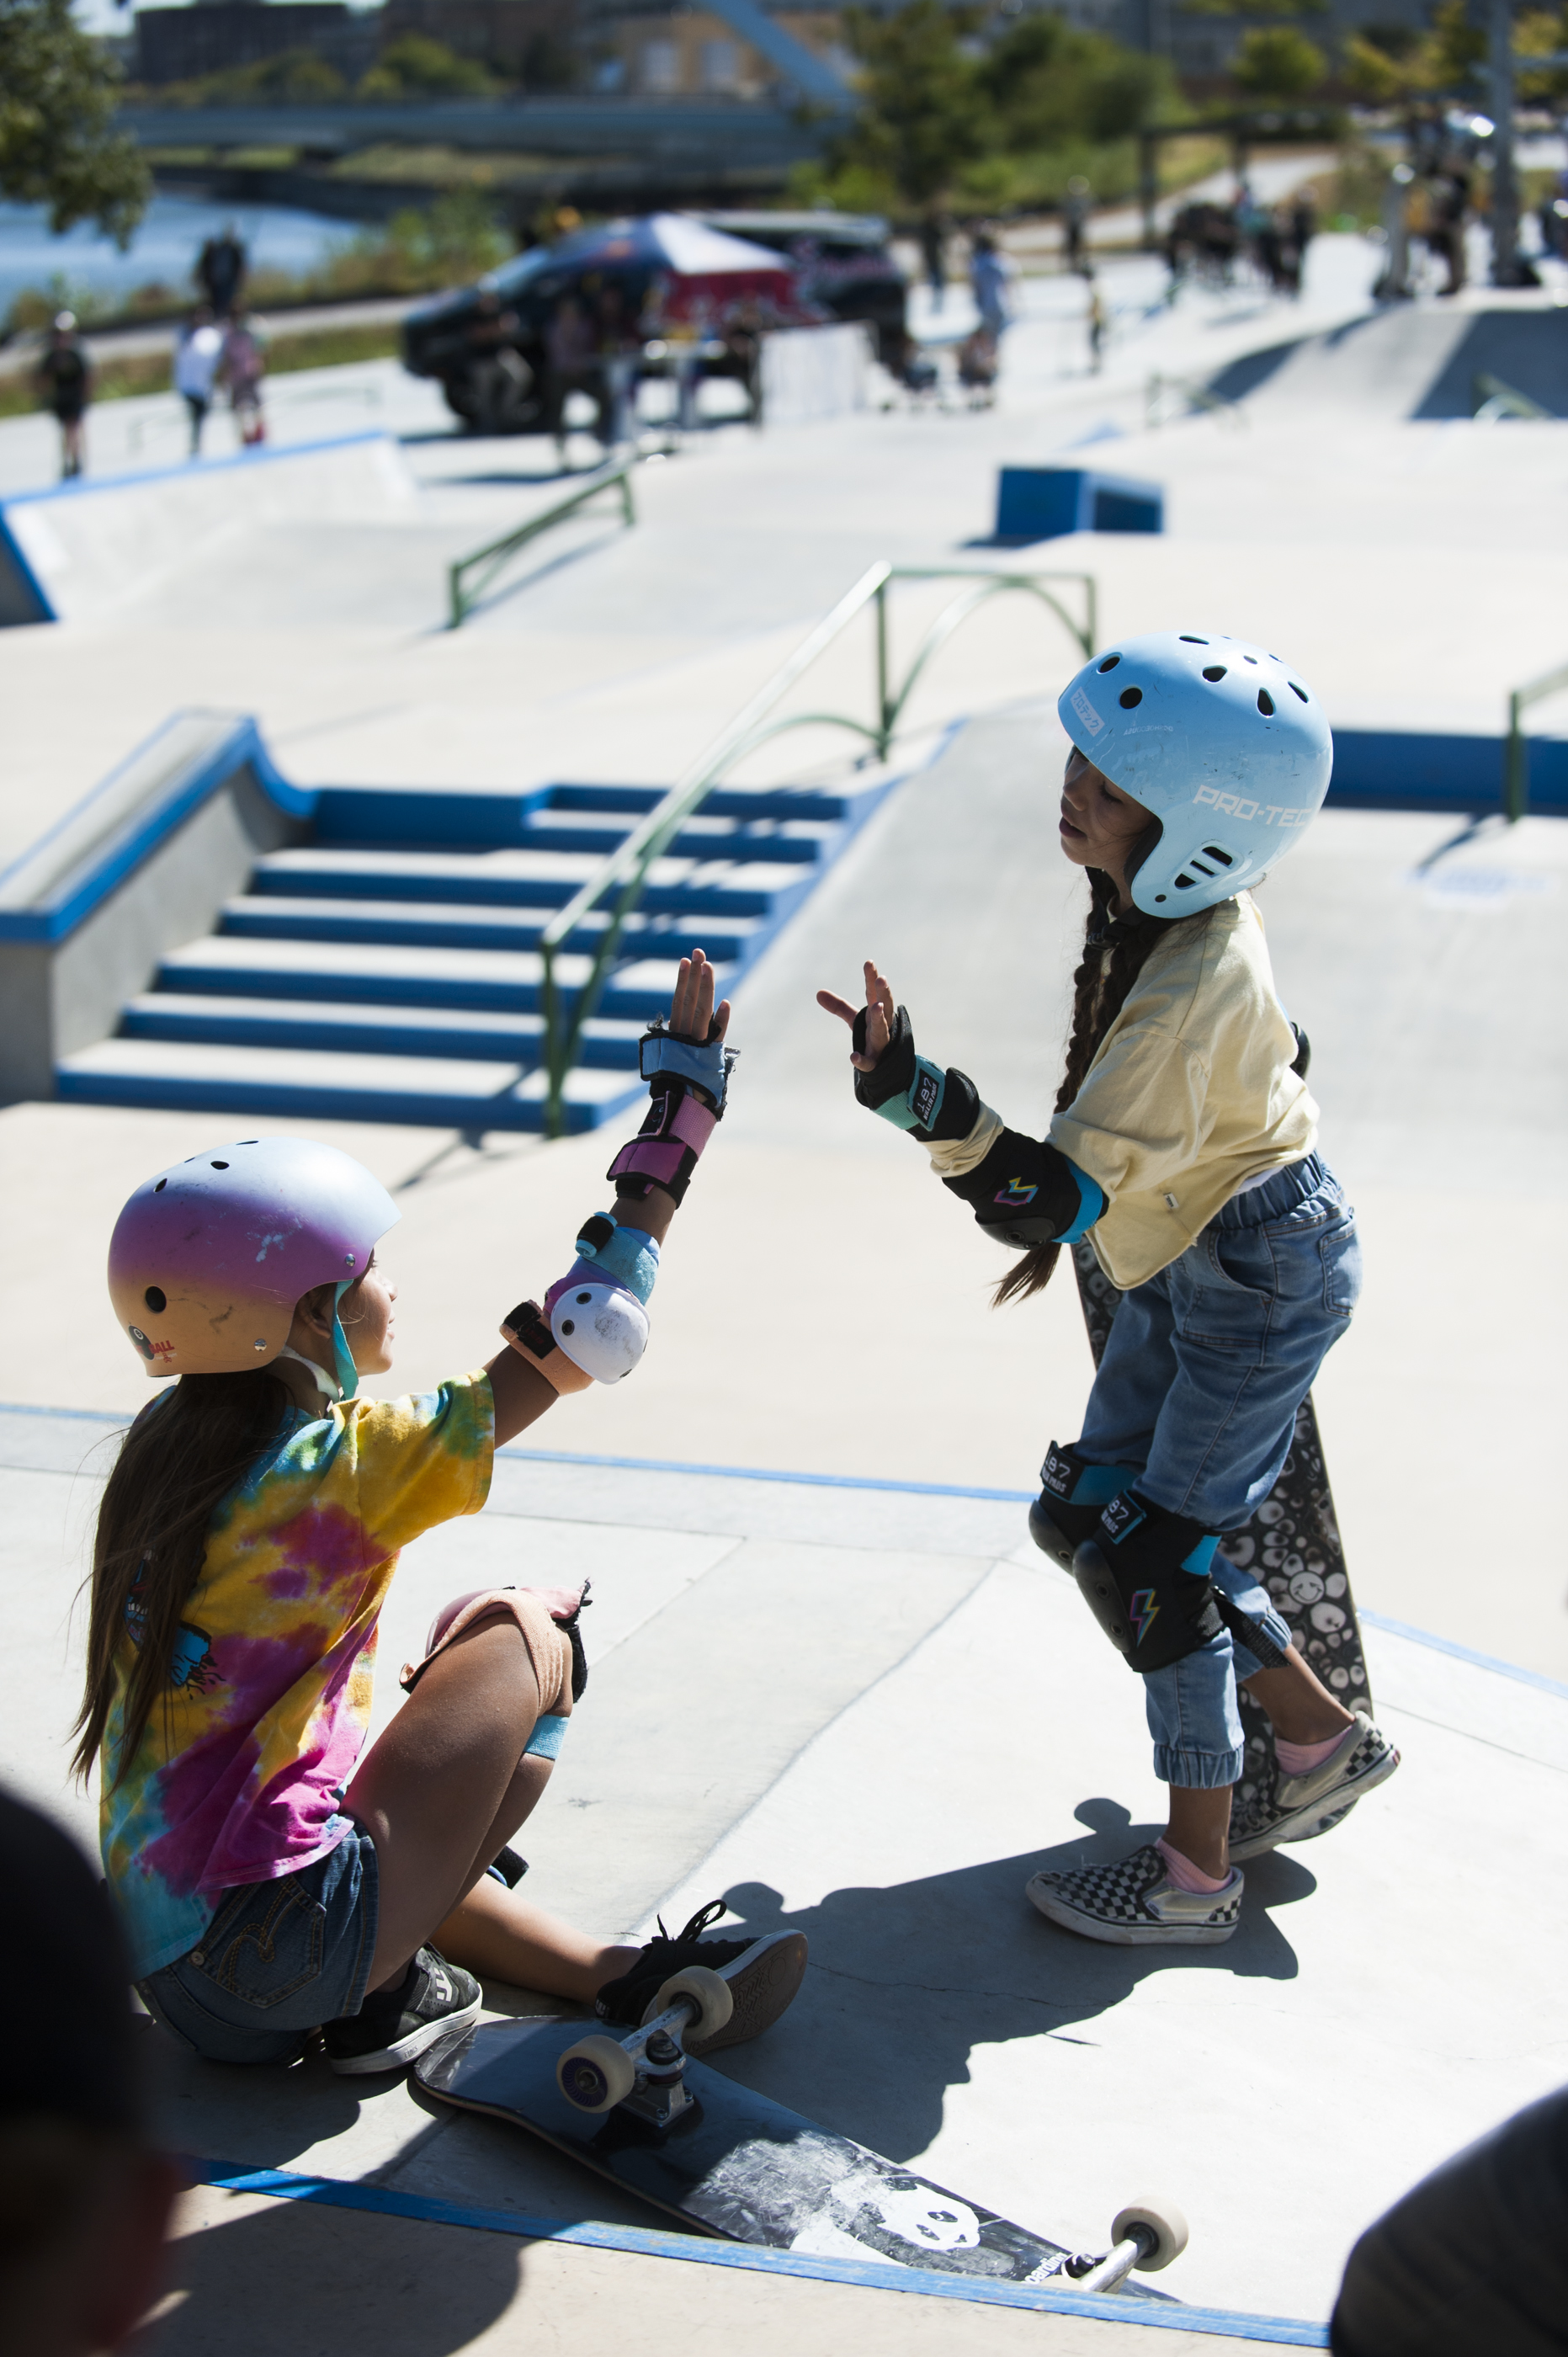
[650,1965,733,2042]
[1111,2198,1188,2271]
[556,2035,637,2112]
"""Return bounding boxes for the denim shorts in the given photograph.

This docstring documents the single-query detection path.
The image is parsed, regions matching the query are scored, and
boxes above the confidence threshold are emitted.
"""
[1077,1153,1361,1787]
[137,1822,379,2066]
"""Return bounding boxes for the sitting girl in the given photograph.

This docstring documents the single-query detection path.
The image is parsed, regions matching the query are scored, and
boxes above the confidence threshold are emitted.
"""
[820,635,1399,1945]
[76,952,807,2070]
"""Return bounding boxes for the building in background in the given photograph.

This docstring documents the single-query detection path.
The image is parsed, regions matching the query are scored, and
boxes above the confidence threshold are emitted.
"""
[582,0,848,98]
[134,0,382,85]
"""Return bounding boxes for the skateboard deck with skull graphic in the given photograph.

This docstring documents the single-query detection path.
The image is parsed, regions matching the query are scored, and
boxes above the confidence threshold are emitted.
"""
[417,2014,1162,2292]
[1071,1241,1373,1847]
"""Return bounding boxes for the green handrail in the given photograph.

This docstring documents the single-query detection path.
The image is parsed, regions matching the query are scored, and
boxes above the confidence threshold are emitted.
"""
[1504,657,1568,822]
[448,455,638,629]
[1473,372,1549,423]
[538,561,1096,1135]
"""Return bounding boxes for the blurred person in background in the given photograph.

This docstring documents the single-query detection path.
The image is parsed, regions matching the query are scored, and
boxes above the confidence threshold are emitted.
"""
[970,227,1016,344]
[220,309,268,446]
[0,1787,178,2355]
[174,308,225,457]
[195,223,247,320]
[544,290,598,465]
[1064,177,1091,275]
[1086,270,1108,373]
[35,312,90,481]
[919,212,949,309]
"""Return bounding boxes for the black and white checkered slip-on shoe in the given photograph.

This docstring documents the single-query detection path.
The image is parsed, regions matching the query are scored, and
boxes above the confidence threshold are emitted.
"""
[1229,1712,1401,1864]
[1025,1844,1243,1946]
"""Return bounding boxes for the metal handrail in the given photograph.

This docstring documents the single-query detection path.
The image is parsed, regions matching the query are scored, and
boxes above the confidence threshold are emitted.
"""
[448,455,638,629]
[1145,372,1244,430]
[1504,657,1568,821]
[538,560,1096,1133]
[1473,372,1549,423]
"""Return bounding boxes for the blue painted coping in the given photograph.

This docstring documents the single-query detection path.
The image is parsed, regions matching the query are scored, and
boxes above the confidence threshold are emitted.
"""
[184,2160,1329,2344]
[0,712,313,947]
[995,466,1163,543]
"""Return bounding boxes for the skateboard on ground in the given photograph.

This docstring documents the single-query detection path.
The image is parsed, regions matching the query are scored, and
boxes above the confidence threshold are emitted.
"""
[416,1966,1188,2297]
[1071,1241,1373,1847]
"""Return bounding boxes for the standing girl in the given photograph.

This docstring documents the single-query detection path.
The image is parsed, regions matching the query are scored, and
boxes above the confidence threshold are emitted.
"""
[820,633,1398,1945]
[76,953,807,2067]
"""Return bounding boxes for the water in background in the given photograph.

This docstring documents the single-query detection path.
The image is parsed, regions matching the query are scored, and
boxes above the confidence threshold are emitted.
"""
[0,193,360,317]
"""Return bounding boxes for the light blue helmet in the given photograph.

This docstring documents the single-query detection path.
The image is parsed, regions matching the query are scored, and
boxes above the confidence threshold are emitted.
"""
[1057,629,1332,916]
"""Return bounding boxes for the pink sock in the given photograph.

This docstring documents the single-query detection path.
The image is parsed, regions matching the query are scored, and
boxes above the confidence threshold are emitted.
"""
[1156,1836,1231,1893]
[1275,1727,1347,1775]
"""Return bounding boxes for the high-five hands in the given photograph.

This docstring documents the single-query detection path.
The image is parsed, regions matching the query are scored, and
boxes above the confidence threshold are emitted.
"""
[816,960,895,1072]
[671,947,731,1045]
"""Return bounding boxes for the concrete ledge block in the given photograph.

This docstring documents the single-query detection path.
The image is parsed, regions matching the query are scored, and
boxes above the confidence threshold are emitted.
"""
[994,466,1163,545]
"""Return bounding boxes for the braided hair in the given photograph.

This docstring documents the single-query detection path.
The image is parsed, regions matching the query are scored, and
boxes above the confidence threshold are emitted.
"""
[993,870,1202,1307]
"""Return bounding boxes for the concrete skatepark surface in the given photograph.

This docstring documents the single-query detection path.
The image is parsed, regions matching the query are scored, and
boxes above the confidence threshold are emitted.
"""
[0,222,1564,2348]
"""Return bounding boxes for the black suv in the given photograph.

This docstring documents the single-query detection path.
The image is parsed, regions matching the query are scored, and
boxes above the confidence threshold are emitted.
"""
[696,212,906,364]
[401,242,612,434]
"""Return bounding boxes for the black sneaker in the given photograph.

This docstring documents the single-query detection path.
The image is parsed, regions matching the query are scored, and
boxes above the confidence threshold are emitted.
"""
[593,1901,807,2059]
[323,1945,481,2076]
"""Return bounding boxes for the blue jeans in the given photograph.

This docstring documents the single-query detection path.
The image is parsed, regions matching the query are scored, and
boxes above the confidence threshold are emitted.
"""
[1077,1153,1361,1788]
[137,1822,379,2066]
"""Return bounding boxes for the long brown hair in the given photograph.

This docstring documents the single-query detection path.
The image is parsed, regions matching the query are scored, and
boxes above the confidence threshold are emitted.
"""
[993,868,1202,1307]
[72,1368,293,1786]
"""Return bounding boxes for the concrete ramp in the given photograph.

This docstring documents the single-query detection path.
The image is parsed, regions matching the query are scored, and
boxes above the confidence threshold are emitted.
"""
[0,431,416,625]
[1204,305,1566,423]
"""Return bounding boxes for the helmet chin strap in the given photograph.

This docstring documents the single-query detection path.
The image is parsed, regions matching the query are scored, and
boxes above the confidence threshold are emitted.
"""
[329,1279,360,1402]
[277,1344,342,1403]
[279,1281,361,1406]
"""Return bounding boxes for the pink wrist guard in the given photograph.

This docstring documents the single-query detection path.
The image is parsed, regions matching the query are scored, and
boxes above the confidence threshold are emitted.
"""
[607,1087,718,1205]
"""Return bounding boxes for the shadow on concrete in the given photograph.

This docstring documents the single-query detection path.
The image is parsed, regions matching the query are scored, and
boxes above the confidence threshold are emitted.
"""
[1411,310,1568,418]
[1205,336,1306,405]
[697,1808,1313,2170]
[135,2185,524,2355]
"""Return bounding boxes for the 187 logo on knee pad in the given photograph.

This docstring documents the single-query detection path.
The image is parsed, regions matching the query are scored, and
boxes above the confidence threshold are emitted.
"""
[1103,1493,1145,1546]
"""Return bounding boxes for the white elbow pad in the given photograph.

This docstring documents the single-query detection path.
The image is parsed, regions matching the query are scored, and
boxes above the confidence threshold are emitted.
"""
[550,1279,649,1383]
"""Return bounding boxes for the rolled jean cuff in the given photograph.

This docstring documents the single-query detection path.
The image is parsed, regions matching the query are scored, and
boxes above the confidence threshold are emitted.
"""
[1151,1742,1246,1790]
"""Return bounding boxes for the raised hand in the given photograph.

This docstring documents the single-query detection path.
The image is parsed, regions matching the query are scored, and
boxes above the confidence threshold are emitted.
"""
[670,947,731,1045]
[816,960,896,1072]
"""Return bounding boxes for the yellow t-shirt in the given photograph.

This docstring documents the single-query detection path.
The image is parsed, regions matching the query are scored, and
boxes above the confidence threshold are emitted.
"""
[928,894,1317,1291]
[1049,893,1317,1288]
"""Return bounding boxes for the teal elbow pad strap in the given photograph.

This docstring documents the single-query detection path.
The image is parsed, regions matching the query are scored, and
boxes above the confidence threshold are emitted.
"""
[1055,1160,1108,1244]
[572,1212,660,1306]
[873,1055,948,1135]
[524,1712,570,1761]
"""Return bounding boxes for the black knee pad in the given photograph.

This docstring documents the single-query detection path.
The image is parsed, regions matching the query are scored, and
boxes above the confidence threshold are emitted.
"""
[1029,1442,1139,1572]
[1072,1492,1225,1674]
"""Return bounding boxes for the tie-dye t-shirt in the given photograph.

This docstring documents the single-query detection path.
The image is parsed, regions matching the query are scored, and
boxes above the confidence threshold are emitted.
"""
[100,1372,493,1978]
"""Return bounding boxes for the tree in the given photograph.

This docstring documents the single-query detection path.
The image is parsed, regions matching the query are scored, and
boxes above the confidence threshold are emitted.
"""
[978,12,1170,148]
[0,0,149,246]
[833,1,991,211]
[1231,24,1326,98]
[358,34,502,99]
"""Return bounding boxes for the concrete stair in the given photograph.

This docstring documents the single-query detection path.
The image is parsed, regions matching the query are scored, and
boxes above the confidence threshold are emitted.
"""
[56,774,892,1132]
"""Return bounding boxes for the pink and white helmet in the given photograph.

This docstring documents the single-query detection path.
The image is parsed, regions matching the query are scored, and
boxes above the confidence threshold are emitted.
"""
[108,1136,399,1383]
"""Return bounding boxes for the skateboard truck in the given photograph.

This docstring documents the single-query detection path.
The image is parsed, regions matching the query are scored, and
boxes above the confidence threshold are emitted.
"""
[555,1965,733,2128]
[1045,2199,1188,2296]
